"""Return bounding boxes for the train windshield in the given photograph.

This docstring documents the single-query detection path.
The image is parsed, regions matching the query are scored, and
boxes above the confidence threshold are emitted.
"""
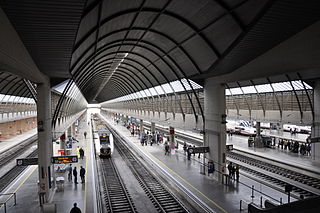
[99,134,110,145]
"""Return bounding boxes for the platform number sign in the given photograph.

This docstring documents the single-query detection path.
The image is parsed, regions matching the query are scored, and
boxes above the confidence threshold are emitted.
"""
[16,158,38,166]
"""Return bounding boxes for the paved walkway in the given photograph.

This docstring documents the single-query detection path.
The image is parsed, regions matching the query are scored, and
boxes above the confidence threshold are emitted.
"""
[1,114,97,213]
[101,113,293,213]
[0,128,37,154]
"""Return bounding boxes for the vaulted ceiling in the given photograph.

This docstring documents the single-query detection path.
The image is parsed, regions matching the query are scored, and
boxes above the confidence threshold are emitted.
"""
[1,0,320,103]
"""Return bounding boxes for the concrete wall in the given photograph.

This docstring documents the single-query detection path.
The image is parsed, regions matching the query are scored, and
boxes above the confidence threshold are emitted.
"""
[0,117,36,139]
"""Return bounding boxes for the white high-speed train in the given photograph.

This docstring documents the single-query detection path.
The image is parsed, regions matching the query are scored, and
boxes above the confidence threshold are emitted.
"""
[94,129,114,158]
[226,120,257,136]
[283,124,311,134]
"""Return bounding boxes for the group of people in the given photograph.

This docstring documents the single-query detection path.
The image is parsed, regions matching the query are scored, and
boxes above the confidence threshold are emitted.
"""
[67,164,86,184]
[277,139,311,155]
[227,162,240,181]
[140,131,163,146]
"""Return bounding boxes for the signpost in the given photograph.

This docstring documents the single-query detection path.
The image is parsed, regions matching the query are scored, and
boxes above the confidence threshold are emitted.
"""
[16,158,38,166]
[51,155,78,164]
[187,146,209,154]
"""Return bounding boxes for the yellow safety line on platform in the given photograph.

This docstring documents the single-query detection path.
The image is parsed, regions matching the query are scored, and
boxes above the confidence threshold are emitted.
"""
[83,136,89,213]
[140,146,228,213]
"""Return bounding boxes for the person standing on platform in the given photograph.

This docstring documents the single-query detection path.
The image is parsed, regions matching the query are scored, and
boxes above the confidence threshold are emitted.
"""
[235,165,240,181]
[183,142,187,155]
[79,147,84,159]
[70,203,81,213]
[73,167,78,184]
[193,145,196,156]
[76,146,80,158]
[164,142,170,155]
[84,131,87,139]
[67,164,72,182]
[80,166,86,183]
[187,145,192,160]
[227,162,233,179]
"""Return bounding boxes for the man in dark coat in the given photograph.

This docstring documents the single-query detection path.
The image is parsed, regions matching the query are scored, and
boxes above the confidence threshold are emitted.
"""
[80,166,86,183]
[73,167,78,184]
[70,203,81,213]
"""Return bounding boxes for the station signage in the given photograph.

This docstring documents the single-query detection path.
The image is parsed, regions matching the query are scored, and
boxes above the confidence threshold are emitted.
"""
[51,155,78,164]
[310,137,320,143]
[17,158,38,166]
[187,146,209,154]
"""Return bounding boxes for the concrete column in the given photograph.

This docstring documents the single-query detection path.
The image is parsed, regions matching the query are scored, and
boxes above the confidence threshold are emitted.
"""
[139,119,144,133]
[169,126,176,148]
[204,79,226,181]
[36,80,53,203]
[254,122,264,148]
[151,122,155,133]
[312,80,320,161]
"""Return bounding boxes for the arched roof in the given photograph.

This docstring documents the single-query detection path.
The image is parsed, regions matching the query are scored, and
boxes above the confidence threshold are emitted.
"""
[71,0,271,102]
[1,0,320,104]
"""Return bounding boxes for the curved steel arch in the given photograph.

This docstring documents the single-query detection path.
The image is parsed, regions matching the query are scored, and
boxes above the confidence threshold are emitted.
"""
[72,26,203,75]
[73,8,221,61]
[106,78,141,107]
[74,50,174,105]
[92,60,165,115]
[74,44,199,121]
[266,77,282,120]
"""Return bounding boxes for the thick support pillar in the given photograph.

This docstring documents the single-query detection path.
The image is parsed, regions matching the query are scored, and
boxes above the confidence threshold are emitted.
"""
[312,81,320,161]
[151,122,155,133]
[204,80,226,181]
[36,81,53,203]
[254,122,263,148]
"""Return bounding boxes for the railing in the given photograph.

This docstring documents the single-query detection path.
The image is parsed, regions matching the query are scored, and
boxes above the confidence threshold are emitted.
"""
[240,199,250,212]
[0,193,17,213]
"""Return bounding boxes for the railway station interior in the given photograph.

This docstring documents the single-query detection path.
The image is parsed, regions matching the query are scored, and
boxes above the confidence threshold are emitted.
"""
[1,0,320,212]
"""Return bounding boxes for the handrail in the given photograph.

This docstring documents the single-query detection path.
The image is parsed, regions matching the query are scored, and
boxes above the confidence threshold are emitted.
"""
[240,199,250,212]
[0,192,17,213]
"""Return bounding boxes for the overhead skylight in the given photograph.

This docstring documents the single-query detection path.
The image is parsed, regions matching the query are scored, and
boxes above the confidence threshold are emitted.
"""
[104,80,312,104]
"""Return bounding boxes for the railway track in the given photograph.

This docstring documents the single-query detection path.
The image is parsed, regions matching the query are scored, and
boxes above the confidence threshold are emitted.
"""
[98,157,137,213]
[227,151,320,198]
[0,136,37,168]
[108,126,189,213]
[0,149,38,193]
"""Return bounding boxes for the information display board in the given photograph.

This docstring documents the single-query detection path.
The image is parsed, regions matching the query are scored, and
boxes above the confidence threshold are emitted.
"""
[51,155,78,164]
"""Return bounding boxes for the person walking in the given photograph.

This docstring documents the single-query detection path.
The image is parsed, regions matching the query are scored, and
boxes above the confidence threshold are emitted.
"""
[73,167,78,184]
[84,131,87,139]
[80,166,86,183]
[70,203,81,213]
[79,147,84,159]
[164,142,170,155]
[67,164,72,182]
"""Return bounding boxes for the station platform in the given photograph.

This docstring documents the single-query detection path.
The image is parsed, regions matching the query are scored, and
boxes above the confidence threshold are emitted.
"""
[0,115,97,213]
[0,128,37,154]
[101,114,294,213]
[226,134,320,175]
[155,123,319,175]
